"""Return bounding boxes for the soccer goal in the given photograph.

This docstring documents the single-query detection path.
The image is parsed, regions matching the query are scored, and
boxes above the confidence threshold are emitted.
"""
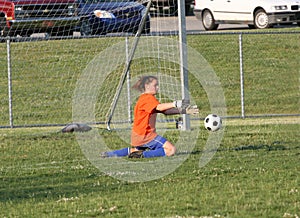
[105,0,191,131]
[1,0,199,130]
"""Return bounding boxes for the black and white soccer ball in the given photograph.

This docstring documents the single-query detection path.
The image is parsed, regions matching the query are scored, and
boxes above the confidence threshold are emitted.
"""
[204,114,222,132]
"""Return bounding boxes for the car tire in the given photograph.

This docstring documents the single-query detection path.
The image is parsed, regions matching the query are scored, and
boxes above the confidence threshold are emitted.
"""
[254,9,272,29]
[4,29,17,37]
[202,10,219,30]
[142,18,151,34]
[297,22,300,27]
[49,27,73,37]
[80,19,93,36]
[20,30,33,37]
[0,17,6,35]
[132,17,151,34]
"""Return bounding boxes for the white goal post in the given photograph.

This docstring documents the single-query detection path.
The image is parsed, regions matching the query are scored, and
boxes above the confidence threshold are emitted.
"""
[106,0,191,131]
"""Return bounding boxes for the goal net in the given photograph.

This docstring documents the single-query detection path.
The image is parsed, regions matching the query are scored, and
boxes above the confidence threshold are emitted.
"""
[1,0,200,128]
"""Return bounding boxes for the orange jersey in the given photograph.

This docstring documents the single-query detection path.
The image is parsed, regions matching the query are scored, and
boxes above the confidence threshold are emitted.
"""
[131,93,159,146]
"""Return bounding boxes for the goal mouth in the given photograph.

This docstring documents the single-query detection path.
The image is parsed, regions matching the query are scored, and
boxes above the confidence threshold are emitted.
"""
[72,35,227,182]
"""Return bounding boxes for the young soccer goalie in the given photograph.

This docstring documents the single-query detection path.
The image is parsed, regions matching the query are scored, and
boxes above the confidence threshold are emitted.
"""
[101,75,199,158]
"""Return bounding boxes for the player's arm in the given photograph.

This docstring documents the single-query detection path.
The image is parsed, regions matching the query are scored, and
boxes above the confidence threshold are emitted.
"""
[156,102,175,112]
[156,100,199,115]
[161,108,181,115]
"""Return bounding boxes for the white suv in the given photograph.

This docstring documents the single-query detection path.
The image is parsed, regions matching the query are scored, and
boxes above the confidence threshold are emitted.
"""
[194,0,300,30]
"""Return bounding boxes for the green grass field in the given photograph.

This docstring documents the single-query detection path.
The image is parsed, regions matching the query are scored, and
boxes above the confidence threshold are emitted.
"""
[0,118,299,217]
[0,27,299,217]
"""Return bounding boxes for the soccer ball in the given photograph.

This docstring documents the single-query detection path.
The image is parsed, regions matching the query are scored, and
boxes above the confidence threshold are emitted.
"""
[204,114,222,132]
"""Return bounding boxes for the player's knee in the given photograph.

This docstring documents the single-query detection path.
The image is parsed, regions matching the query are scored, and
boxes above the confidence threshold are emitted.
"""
[164,142,176,156]
[167,146,176,156]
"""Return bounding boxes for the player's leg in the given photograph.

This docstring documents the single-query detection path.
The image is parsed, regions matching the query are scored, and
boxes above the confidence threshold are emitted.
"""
[129,135,176,158]
[142,140,175,157]
[100,147,130,158]
[162,141,176,156]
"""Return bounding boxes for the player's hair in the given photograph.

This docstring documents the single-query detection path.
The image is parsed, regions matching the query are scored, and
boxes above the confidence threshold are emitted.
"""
[132,75,158,92]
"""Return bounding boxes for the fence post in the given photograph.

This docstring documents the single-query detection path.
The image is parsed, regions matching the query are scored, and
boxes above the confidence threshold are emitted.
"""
[125,36,132,124]
[6,37,14,128]
[239,34,245,118]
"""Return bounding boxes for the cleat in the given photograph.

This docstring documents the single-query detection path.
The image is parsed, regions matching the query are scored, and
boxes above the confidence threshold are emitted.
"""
[100,152,109,158]
[128,150,144,158]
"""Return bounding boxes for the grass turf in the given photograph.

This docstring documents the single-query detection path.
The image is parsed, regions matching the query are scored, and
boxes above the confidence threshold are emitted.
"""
[0,117,299,217]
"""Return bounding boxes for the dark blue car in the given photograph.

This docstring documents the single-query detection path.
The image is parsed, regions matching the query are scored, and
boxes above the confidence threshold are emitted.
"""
[76,0,150,35]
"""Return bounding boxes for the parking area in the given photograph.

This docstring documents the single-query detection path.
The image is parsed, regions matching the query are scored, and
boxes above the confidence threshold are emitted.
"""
[150,15,298,33]
[27,15,299,38]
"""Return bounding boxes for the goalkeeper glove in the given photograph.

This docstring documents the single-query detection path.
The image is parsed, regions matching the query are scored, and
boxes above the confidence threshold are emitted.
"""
[182,105,199,115]
[173,99,190,108]
[173,99,199,115]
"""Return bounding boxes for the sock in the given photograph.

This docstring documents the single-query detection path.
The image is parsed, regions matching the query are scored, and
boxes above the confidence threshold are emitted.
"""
[143,147,166,158]
[107,147,129,157]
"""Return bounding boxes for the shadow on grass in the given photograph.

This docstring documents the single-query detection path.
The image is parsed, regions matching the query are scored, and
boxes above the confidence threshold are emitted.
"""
[231,141,288,151]
[0,169,125,203]
[180,141,296,156]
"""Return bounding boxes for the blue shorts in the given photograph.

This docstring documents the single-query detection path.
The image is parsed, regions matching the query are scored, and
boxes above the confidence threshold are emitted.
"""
[136,135,167,150]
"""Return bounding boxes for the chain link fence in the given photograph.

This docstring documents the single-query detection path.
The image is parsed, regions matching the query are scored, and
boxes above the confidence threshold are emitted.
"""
[0,31,299,128]
[188,32,300,118]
